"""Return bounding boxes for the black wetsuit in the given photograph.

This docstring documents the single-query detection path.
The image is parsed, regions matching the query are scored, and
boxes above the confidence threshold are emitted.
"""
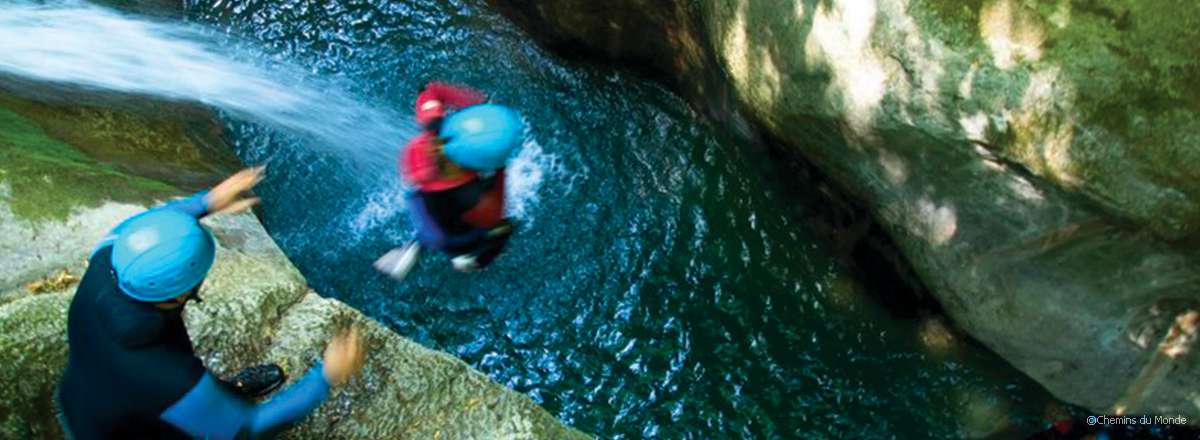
[410,173,512,266]
[57,192,331,440]
[58,246,204,439]
[420,173,499,238]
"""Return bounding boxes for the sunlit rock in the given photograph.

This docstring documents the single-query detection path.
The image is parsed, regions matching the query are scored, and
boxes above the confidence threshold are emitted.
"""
[492,0,1200,422]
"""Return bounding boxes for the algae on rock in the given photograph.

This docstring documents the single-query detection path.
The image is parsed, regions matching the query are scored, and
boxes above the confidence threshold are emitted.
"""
[0,90,240,196]
[0,87,239,303]
[0,292,72,439]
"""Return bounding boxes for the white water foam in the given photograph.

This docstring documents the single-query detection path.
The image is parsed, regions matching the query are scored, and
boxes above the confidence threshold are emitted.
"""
[346,184,409,244]
[505,137,564,222]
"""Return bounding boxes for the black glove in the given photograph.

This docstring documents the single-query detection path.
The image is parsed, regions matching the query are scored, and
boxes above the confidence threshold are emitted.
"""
[221,363,286,399]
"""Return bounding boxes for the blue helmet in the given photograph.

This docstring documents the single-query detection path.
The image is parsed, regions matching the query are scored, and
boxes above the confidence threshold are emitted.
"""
[111,209,216,302]
[441,104,523,171]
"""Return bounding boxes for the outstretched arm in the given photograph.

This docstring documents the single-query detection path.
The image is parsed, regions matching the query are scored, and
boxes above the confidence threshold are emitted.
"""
[159,166,265,219]
[160,365,330,440]
[161,327,363,439]
[160,190,211,218]
[424,82,485,109]
[92,167,264,255]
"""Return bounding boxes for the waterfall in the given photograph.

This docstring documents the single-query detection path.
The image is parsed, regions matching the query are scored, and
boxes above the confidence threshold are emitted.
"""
[0,0,415,175]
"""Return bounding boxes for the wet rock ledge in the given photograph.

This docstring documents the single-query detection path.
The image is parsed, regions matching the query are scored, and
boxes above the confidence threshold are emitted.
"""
[0,91,587,439]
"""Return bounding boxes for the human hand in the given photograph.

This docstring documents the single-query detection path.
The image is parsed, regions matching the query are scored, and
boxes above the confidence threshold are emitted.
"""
[322,326,366,386]
[205,166,265,214]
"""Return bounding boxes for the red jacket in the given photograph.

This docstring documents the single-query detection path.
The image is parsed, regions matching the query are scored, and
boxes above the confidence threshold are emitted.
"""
[402,82,485,191]
[400,82,504,229]
[401,132,477,192]
[414,81,486,126]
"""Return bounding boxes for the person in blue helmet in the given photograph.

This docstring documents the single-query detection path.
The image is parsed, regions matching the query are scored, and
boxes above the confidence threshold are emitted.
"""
[373,82,520,281]
[57,167,366,440]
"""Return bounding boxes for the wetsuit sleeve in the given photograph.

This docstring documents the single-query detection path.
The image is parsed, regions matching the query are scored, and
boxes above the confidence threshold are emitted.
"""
[90,190,211,256]
[160,363,331,440]
[159,190,211,218]
[424,82,485,109]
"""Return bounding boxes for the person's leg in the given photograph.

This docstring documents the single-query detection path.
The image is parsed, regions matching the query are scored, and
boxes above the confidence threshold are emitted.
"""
[422,186,477,236]
[407,192,446,250]
[374,241,421,281]
[449,220,514,271]
[472,228,513,268]
[376,192,436,281]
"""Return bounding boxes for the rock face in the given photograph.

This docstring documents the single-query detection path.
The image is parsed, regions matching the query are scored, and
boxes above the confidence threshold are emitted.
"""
[493,0,1200,419]
[0,91,213,303]
[0,94,586,438]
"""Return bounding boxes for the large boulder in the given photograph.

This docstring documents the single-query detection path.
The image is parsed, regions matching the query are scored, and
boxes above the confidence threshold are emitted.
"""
[493,0,1200,419]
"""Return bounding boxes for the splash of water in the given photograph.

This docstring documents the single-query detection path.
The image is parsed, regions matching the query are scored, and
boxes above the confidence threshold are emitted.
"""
[505,137,558,219]
[0,0,414,173]
[0,0,551,241]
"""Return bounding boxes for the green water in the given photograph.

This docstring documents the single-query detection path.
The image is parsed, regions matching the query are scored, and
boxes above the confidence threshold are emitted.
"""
[182,0,1064,437]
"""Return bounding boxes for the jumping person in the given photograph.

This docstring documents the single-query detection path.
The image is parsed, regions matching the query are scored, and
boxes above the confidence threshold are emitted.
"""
[375,82,515,280]
[57,167,366,439]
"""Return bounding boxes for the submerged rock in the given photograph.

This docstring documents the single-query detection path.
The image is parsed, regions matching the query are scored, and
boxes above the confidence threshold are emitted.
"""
[494,0,1200,419]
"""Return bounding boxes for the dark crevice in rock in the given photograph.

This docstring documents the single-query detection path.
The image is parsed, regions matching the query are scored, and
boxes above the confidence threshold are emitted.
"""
[756,129,941,321]
[491,0,942,323]
[487,0,759,142]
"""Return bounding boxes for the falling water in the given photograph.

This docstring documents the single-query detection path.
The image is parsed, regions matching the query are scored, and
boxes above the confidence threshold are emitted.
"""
[0,0,413,176]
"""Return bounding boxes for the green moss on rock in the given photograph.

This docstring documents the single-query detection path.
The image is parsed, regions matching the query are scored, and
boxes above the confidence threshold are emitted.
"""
[0,105,177,220]
[0,92,241,192]
[0,89,236,297]
[1034,0,1200,238]
[492,0,1200,422]
[0,292,71,440]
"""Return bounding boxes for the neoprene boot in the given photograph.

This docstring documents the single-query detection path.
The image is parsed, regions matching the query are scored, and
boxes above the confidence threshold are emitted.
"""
[375,241,421,281]
[222,363,286,398]
[452,218,516,272]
